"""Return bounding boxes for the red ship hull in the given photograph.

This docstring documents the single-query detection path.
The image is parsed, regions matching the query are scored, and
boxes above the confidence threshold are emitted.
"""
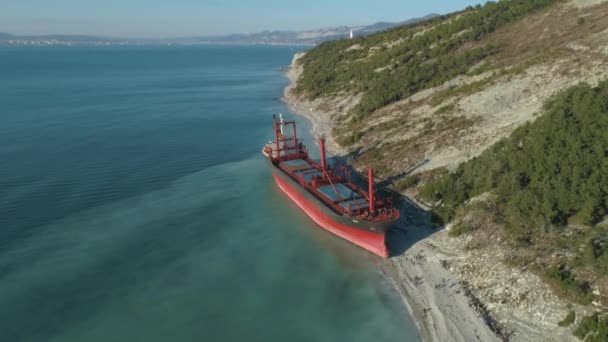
[263,115,398,258]
[272,173,389,258]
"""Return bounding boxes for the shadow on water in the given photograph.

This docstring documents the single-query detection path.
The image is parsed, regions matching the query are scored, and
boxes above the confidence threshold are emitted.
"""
[327,152,443,258]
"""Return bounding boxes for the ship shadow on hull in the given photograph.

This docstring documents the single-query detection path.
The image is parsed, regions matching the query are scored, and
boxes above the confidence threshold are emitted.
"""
[328,149,442,258]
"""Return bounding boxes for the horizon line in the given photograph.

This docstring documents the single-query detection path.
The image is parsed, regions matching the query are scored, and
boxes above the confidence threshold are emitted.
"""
[0,13,441,40]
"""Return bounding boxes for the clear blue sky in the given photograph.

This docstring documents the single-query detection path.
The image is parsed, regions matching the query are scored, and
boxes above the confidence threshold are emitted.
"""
[0,0,486,38]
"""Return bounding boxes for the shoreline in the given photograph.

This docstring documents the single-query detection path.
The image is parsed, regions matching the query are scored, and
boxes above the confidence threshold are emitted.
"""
[280,54,501,342]
[281,53,348,157]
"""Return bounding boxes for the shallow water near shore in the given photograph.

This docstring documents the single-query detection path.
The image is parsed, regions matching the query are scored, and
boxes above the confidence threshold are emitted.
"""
[0,46,420,341]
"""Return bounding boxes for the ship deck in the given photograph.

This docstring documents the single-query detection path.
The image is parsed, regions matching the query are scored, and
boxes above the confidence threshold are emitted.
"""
[278,159,370,215]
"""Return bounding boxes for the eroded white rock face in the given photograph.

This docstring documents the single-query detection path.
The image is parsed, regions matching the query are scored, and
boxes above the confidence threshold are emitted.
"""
[569,0,608,9]
[345,44,362,51]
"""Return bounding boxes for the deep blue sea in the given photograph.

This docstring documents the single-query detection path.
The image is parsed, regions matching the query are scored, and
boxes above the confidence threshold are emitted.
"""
[0,45,420,341]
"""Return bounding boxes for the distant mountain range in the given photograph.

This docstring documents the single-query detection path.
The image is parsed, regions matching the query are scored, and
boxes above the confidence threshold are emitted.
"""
[0,14,438,47]
[185,14,439,45]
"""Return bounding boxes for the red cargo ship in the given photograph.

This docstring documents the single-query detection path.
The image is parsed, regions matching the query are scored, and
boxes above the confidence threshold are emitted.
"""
[263,114,400,258]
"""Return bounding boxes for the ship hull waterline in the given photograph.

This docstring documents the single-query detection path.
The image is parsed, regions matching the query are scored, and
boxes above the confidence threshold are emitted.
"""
[270,168,391,258]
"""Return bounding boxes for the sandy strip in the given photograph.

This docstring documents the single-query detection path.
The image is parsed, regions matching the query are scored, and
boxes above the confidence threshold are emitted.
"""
[281,53,502,342]
[379,226,502,342]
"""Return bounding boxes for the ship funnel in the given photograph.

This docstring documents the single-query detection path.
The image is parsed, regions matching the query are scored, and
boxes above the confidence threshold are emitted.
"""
[368,168,375,213]
[319,136,327,176]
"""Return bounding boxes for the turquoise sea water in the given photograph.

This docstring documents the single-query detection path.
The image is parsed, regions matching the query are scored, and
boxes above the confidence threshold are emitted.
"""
[0,46,420,341]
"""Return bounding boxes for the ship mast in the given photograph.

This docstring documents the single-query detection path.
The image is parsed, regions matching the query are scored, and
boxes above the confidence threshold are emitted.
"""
[319,136,327,178]
[368,168,375,213]
[279,113,285,137]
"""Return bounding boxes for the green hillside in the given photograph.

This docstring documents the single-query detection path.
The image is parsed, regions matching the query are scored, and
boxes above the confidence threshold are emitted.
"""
[294,0,561,121]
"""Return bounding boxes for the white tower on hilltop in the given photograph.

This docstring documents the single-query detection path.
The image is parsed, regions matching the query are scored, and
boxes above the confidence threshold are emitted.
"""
[349,29,354,39]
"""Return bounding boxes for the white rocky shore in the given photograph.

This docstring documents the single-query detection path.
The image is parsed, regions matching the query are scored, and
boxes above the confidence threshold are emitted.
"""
[281,53,578,342]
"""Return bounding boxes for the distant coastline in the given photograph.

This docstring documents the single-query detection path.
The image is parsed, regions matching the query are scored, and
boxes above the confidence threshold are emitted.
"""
[0,41,313,48]
[0,14,439,48]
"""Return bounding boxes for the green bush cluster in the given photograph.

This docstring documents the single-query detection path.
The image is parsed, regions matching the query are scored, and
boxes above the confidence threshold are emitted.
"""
[575,313,608,341]
[295,0,559,119]
[421,82,608,234]
[545,265,593,304]
[337,130,364,146]
[558,311,576,327]
[435,103,457,115]
[396,176,419,191]
[573,230,608,281]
